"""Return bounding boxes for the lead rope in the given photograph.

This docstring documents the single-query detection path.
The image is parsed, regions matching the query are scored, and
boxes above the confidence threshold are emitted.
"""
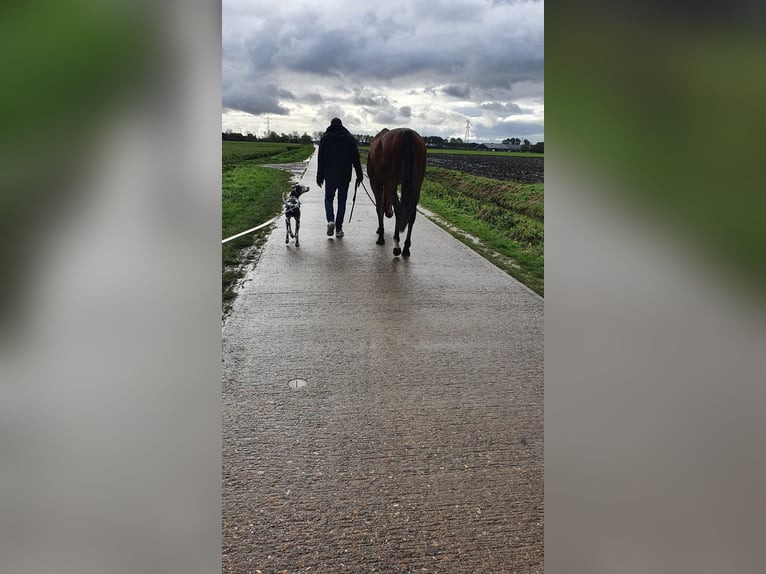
[347,180,376,223]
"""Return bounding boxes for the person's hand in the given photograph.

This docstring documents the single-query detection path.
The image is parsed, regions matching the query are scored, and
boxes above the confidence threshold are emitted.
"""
[355,177,362,190]
[316,178,323,187]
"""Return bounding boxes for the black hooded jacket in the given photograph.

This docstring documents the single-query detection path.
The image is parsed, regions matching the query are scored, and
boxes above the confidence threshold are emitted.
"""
[316,124,363,186]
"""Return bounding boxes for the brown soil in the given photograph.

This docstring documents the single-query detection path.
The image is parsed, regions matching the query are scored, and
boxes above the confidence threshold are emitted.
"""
[427,153,544,184]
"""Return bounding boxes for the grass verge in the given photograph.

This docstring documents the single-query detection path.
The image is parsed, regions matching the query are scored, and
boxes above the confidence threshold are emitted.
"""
[419,167,544,296]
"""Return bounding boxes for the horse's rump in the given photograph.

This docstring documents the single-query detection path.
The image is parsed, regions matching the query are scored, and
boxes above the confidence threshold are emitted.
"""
[366,128,426,227]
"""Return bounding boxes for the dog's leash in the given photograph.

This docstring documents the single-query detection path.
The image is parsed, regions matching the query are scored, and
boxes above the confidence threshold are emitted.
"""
[223,187,305,244]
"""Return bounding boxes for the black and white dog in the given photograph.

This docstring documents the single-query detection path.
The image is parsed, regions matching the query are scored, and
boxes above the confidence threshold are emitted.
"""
[284,184,309,246]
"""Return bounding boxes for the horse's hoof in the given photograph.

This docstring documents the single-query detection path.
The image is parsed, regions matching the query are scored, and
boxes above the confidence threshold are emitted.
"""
[376,237,385,245]
[402,249,410,258]
[393,246,401,256]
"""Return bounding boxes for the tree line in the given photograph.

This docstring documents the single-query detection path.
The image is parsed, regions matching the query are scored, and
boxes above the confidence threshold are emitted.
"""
[222,130,314,144]
[222,130,543,153]
[422,135,543,153]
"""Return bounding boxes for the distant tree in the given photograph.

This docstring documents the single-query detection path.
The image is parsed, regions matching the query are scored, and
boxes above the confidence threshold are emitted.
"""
[521,138,531,152]
[502,138,512,144]
[423,136,445,147]
[300,133,313,145]
[531,141,544,153]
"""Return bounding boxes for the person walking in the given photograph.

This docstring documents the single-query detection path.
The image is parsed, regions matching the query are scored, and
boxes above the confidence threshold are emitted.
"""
[316,118,363,238]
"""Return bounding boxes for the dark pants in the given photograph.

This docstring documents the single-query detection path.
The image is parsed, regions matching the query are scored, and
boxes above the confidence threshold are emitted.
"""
[324,180,349,229]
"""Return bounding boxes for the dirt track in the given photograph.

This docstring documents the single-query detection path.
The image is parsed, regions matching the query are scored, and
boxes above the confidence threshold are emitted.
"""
[426,154,544,184]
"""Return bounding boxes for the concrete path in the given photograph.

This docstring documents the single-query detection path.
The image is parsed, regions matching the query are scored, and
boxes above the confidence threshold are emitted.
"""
[222,148,544,573]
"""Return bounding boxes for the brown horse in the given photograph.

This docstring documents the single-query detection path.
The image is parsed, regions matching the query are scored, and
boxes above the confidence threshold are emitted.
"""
[366,128,427,257]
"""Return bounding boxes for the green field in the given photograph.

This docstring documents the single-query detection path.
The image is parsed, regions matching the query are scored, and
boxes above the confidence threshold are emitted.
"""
[222,141,314,174]
[222,141,313,312]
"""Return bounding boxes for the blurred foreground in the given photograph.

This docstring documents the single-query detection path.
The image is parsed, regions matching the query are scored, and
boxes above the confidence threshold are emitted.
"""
[1,2,221,573]
[546,3,766,573]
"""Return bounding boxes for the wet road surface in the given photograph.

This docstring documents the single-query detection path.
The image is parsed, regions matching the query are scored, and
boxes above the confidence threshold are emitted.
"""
[222,148,543,573]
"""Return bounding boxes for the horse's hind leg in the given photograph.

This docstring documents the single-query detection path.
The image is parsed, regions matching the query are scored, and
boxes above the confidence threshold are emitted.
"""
[402,211,416,257]
[392,224,401,256]
[285,218,291,244]
[295,216,300,247]
[376,191,385,245]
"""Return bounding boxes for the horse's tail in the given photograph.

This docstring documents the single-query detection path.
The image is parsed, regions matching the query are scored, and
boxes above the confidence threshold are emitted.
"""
[397,130,417,232]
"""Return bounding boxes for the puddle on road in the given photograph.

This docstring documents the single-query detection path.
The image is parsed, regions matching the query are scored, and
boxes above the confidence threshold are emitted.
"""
[261,161,312,179]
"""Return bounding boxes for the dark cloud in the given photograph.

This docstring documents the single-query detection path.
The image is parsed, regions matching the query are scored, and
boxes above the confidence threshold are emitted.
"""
[360,10,405,42]
[280,29,363,75]
[302,93,324,104]
[374,110,397,124]
[468,57,544,90]
[222,83,289,116]
[443,85,472,99]
[225,2,541,85]
[244,36,280,71]
[480,102,523,115]
[399,106,412,118]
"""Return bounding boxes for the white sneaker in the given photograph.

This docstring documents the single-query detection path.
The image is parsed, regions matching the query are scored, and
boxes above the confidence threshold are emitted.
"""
[326,221,335,236]
[335,229,344,238]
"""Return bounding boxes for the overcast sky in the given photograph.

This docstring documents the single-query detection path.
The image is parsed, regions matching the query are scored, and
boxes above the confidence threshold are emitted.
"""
[222,0,543,143]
